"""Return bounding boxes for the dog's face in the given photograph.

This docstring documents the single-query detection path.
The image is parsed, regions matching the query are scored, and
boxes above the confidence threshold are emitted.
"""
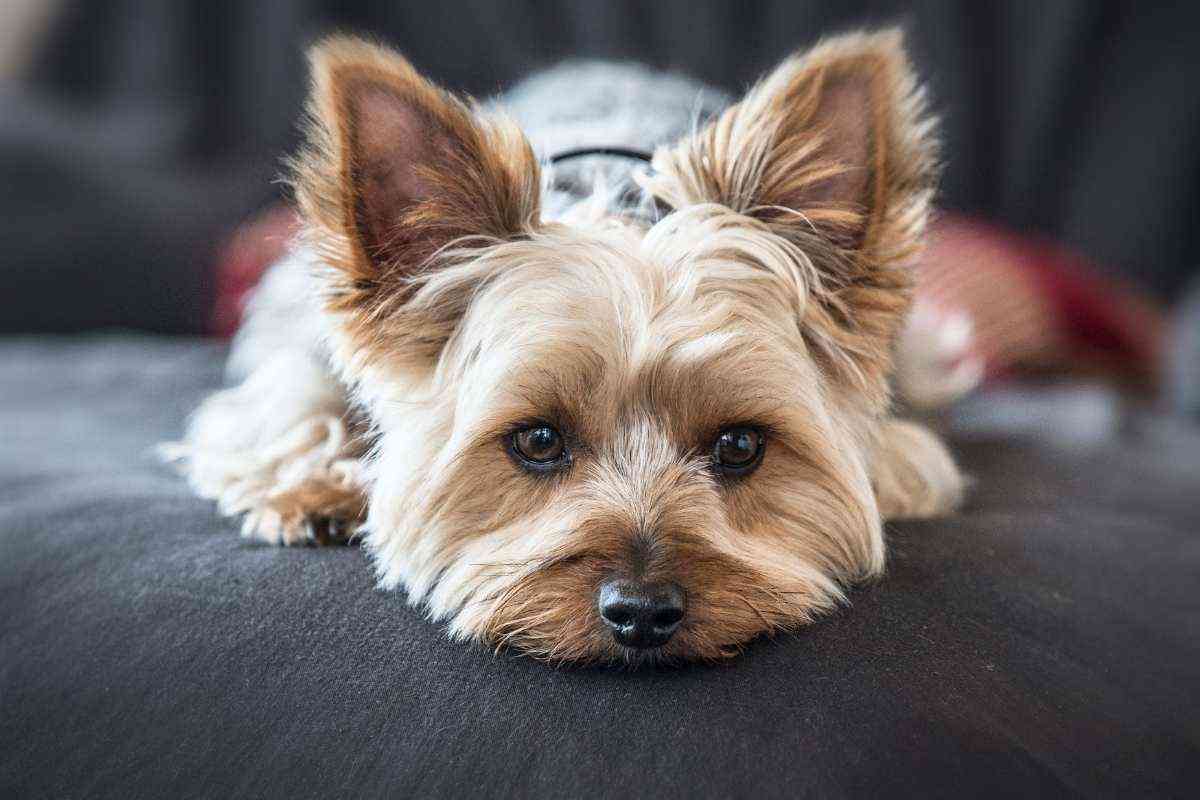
[293,32,937,662]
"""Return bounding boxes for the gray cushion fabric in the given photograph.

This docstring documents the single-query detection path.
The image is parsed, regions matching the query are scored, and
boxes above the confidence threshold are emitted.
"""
[2,336,1198,798]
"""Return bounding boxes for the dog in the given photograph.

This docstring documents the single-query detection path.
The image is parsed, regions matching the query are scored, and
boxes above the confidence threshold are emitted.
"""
[167,29,967,664]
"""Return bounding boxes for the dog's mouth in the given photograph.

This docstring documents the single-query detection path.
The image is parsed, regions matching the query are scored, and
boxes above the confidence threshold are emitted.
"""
[611,641,678,668]
[478,544,811,665]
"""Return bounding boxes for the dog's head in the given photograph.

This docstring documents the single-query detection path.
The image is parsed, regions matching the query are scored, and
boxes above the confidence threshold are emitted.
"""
[292,31,937,662]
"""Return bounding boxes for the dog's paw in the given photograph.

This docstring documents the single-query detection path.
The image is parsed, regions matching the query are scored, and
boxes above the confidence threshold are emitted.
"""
[893,301,983,410]
[239,509,360,546]
[872,419,965,520]
[304,515,359,546]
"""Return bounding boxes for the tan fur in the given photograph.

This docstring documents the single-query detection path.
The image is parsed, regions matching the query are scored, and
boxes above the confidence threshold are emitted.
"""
[871,419,964,520]
[163,351,368,544]
[646,30,937,409]
[290,36,542,377]
[169,30,963,664]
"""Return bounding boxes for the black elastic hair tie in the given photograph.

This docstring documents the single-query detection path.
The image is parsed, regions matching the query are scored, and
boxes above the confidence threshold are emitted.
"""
[548,147,653,166]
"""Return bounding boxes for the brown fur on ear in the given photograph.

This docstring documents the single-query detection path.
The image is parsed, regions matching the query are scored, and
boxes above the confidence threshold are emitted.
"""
[648,30,939,405]
[290,35,541,363]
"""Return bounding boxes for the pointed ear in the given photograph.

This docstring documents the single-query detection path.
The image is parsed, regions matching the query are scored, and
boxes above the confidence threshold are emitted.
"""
[650,30,938,401]
[291,36,540,361]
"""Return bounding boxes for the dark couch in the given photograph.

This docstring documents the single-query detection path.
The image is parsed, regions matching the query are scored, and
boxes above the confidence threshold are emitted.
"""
[2,336,1198,798]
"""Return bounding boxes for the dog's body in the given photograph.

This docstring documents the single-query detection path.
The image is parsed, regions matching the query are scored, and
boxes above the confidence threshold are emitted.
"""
[170,32,966,663]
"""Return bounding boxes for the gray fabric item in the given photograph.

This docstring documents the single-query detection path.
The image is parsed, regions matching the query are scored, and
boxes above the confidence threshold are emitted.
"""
[2,336,1199,798]
[501,61,730,221]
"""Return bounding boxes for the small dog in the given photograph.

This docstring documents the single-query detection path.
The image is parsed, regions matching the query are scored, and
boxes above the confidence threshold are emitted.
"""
[169,30,966,663]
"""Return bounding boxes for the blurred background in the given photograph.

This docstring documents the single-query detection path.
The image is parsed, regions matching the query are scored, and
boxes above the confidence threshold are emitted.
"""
[2,0,1198,417]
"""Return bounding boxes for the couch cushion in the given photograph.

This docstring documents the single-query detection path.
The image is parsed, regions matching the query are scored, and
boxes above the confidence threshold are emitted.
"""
[2,336,1198,798]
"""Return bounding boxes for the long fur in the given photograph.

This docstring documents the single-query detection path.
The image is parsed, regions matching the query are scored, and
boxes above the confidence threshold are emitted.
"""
[168,30,965,663]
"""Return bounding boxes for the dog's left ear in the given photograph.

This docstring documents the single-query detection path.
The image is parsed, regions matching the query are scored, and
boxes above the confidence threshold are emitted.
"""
[650,30,938,403]
[292,36,541,367]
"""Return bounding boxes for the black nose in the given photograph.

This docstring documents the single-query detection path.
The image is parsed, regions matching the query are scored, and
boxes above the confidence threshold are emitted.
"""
[597,579,686,649]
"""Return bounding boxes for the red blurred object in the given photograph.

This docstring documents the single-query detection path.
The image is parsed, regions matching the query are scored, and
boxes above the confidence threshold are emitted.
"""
[919,214,1166,390]
[209,205,300,338]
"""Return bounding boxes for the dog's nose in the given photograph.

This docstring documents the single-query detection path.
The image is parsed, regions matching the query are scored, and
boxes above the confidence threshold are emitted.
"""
[597,579,686,649]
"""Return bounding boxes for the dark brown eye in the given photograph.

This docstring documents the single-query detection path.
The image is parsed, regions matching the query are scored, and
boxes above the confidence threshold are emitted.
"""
[511,425,567,468]
[713,426,764,475]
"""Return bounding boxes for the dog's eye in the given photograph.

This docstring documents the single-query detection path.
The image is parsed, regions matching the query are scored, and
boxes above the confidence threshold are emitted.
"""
[712,426,765,476]
[511,425,567,468]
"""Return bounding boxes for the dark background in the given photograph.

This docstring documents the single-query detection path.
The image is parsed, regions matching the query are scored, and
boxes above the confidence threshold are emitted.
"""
[2,0,1199,334]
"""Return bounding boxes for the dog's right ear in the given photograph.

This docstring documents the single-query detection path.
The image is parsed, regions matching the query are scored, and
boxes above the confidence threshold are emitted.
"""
[292,36,541,365]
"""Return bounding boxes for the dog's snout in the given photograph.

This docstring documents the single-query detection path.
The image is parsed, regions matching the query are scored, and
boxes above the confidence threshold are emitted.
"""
[597,579,686,649]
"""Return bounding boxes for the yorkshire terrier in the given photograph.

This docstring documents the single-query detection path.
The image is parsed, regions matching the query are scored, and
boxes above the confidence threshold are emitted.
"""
[168,29,967,663]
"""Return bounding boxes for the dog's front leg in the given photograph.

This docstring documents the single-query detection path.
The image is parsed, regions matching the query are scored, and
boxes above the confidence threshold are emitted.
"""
[164,352,368,545]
